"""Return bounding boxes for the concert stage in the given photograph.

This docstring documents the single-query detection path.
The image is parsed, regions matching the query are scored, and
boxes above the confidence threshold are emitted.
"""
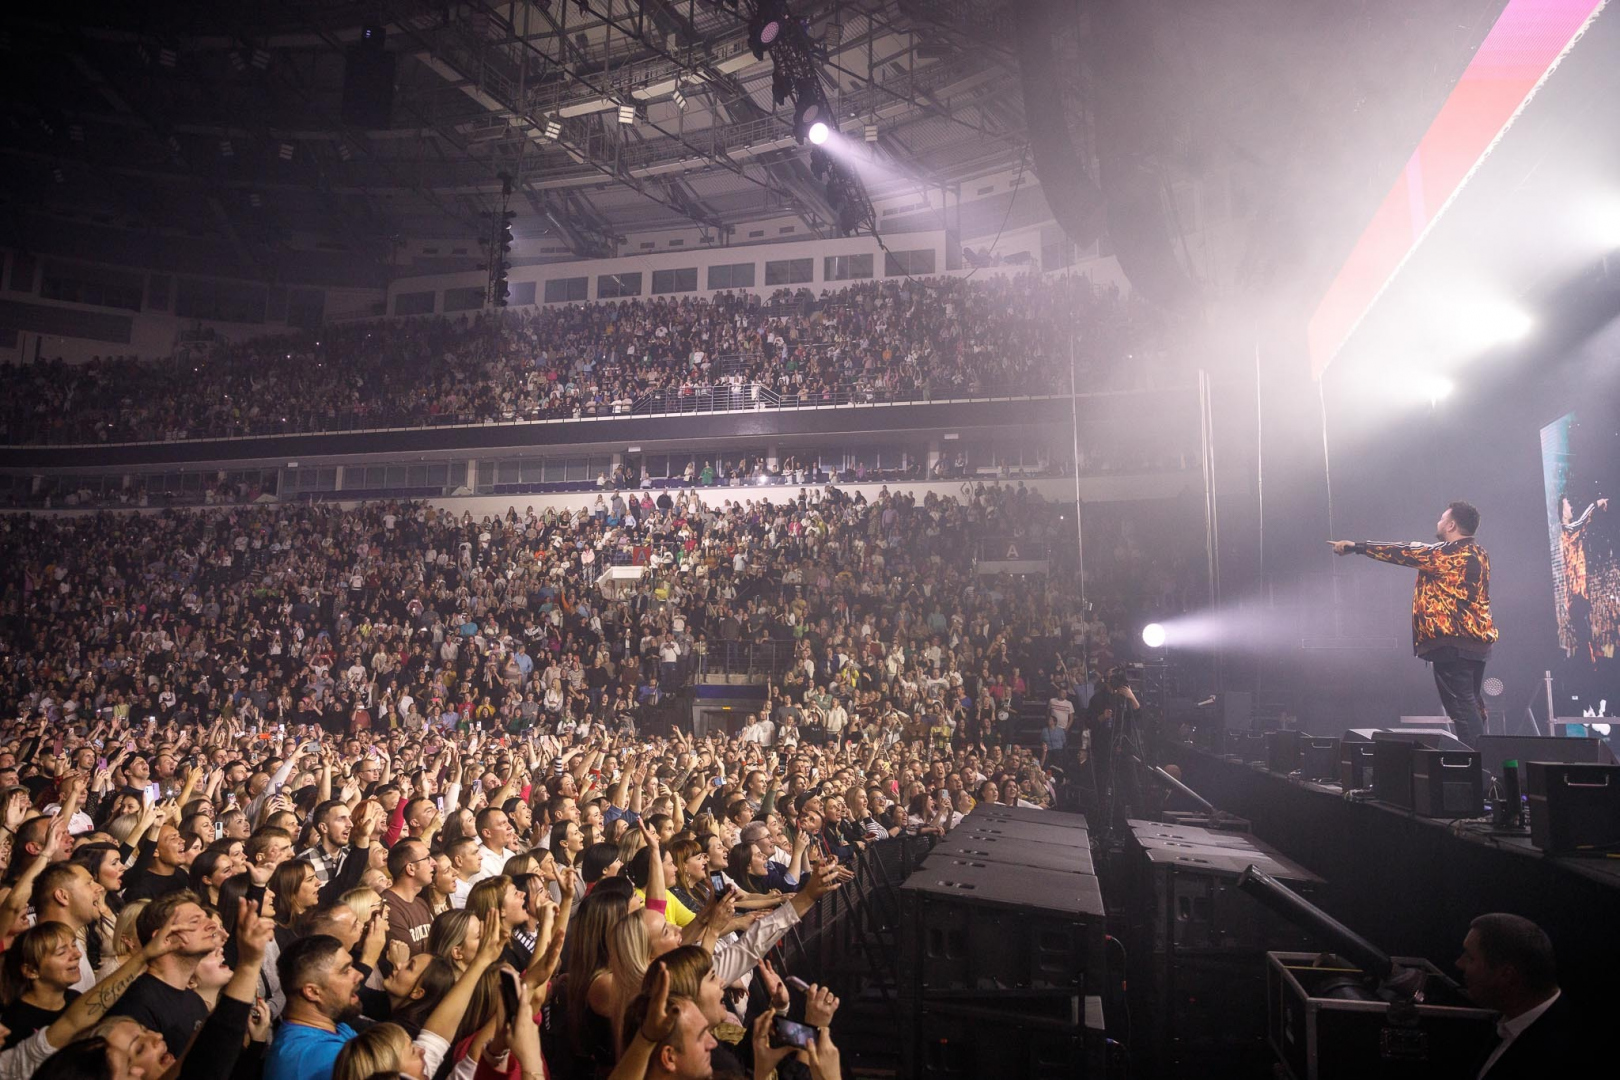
[1171,746,1620,1008]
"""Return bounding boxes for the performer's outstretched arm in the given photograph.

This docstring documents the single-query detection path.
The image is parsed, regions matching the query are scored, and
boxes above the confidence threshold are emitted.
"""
[1327,540,1442,571]
[1562,497,1608,536]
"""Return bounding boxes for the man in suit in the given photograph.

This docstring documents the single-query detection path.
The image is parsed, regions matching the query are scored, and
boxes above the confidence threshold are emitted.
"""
[1456,913,1579,1079]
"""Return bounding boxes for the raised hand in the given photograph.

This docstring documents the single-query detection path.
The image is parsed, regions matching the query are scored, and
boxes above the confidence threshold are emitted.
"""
[234,897,275,962]
[749,1008,797,1080]
[140,910,191,961]
[386,939,411,973]
[803,983,841,1028]
[638,966,680,1044]
[757,958,791,1012]
[247,997,272,1042]
[804,1025,843,1080]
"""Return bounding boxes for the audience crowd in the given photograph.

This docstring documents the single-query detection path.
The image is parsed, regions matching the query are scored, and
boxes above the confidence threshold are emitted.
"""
[0,274,1164,445]
[0,481,1200,1078]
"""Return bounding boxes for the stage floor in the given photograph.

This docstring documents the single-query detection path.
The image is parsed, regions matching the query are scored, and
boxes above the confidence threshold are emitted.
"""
[1169,746,1620,1009]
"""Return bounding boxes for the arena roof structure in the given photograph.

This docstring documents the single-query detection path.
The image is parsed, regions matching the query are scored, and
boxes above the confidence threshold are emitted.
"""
[0,0,1516,309]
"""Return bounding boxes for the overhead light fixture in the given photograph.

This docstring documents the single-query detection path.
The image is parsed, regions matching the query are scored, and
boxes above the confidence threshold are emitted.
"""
[52,167,65,184]
[671,86,687,111]
[252,48,272,70]
[278,142,295,160]
[69,124,84,143]
[159,48,178,68]
[544,118,562,140]
[748,0,786,59]
[230,50,246,72]
[864,124,879,144]
[219,139,234,157]
[248,192,263,207]
[618,104,636,125]
[336,141,352,161]
[807,121,829,145]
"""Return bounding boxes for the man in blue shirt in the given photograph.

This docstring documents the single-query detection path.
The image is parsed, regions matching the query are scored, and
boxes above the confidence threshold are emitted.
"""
[264,935,364,1080]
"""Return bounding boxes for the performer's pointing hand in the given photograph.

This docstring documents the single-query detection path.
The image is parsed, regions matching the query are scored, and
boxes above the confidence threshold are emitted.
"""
[1327,541,1355,555]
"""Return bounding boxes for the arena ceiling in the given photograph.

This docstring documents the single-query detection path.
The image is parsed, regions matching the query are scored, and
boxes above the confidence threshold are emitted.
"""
[0,0,1509,303]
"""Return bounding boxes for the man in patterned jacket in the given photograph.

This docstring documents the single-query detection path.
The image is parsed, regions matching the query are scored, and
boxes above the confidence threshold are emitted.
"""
[1329,501,1498,745]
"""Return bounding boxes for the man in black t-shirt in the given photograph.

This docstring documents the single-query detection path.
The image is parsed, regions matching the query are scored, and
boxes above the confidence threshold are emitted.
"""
[107,890,220,1057]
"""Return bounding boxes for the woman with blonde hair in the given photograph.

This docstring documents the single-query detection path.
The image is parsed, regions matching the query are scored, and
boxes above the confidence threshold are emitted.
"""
[340,886,383,929]
[98,898,145,967]
[426,907,482,971]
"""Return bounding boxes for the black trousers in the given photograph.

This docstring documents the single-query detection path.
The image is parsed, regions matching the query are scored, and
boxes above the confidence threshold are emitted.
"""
[1430,656,1485,746]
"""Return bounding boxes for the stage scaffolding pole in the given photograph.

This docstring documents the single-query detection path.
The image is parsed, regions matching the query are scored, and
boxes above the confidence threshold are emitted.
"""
[1069,327,1087,609]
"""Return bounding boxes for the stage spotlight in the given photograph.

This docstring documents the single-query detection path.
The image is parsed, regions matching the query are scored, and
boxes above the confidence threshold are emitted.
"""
[1142,623,1167,648]
[807,121,829,145]
[1424,375,1454,403]
[748,1,786,59]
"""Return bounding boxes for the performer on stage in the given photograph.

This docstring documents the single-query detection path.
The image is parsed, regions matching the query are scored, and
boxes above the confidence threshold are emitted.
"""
[1329,501,1497,745]
[1557,493,1607,662]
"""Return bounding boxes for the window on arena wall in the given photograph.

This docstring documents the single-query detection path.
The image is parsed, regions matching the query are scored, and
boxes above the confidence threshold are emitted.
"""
[174,277,267,323]
[394,290,435,316]
[824,254,873,282]
[651,267,698,294]
[40,260,145,312]
[764,258,813,286]
[544,277,588,303]
[883,249,935,277]
[707,262,756,289]
[597,272,643,298]
[509,281,537,306]
[443,286,484,312]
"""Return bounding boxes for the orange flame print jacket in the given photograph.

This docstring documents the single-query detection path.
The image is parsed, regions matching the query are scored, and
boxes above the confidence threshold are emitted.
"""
[1352,538,1498,659]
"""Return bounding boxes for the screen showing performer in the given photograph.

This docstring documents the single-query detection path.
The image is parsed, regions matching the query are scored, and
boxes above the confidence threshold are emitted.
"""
[1540,410,1616,666]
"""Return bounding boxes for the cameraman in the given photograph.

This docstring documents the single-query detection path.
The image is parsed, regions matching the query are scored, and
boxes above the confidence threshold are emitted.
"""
[1084,667,1140,819]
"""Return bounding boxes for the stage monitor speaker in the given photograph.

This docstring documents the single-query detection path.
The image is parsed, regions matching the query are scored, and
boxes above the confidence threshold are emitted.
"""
[342,43,396,128]
[1526,762,1620,854]
[1225,730,1267,762]
[1266,730,1302,774]
[1301,737,1341,782]
[1412,750,1483,818]
[1339,729,1382,789]
[1476,735,1614,782]
[1371,738,1420,809]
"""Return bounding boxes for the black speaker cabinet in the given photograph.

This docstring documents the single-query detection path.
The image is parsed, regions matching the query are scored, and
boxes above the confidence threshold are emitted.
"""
[1226,730,1267,762]
[903,999,1106,1080]
[1375,738,1427,806]
[1340,730,1380,789]
[899,859,1105,1001]
[1266,730,1302,774]
[1526,762,1620,854]
[1412,750,1483,818]
[1301,738,1342,782]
